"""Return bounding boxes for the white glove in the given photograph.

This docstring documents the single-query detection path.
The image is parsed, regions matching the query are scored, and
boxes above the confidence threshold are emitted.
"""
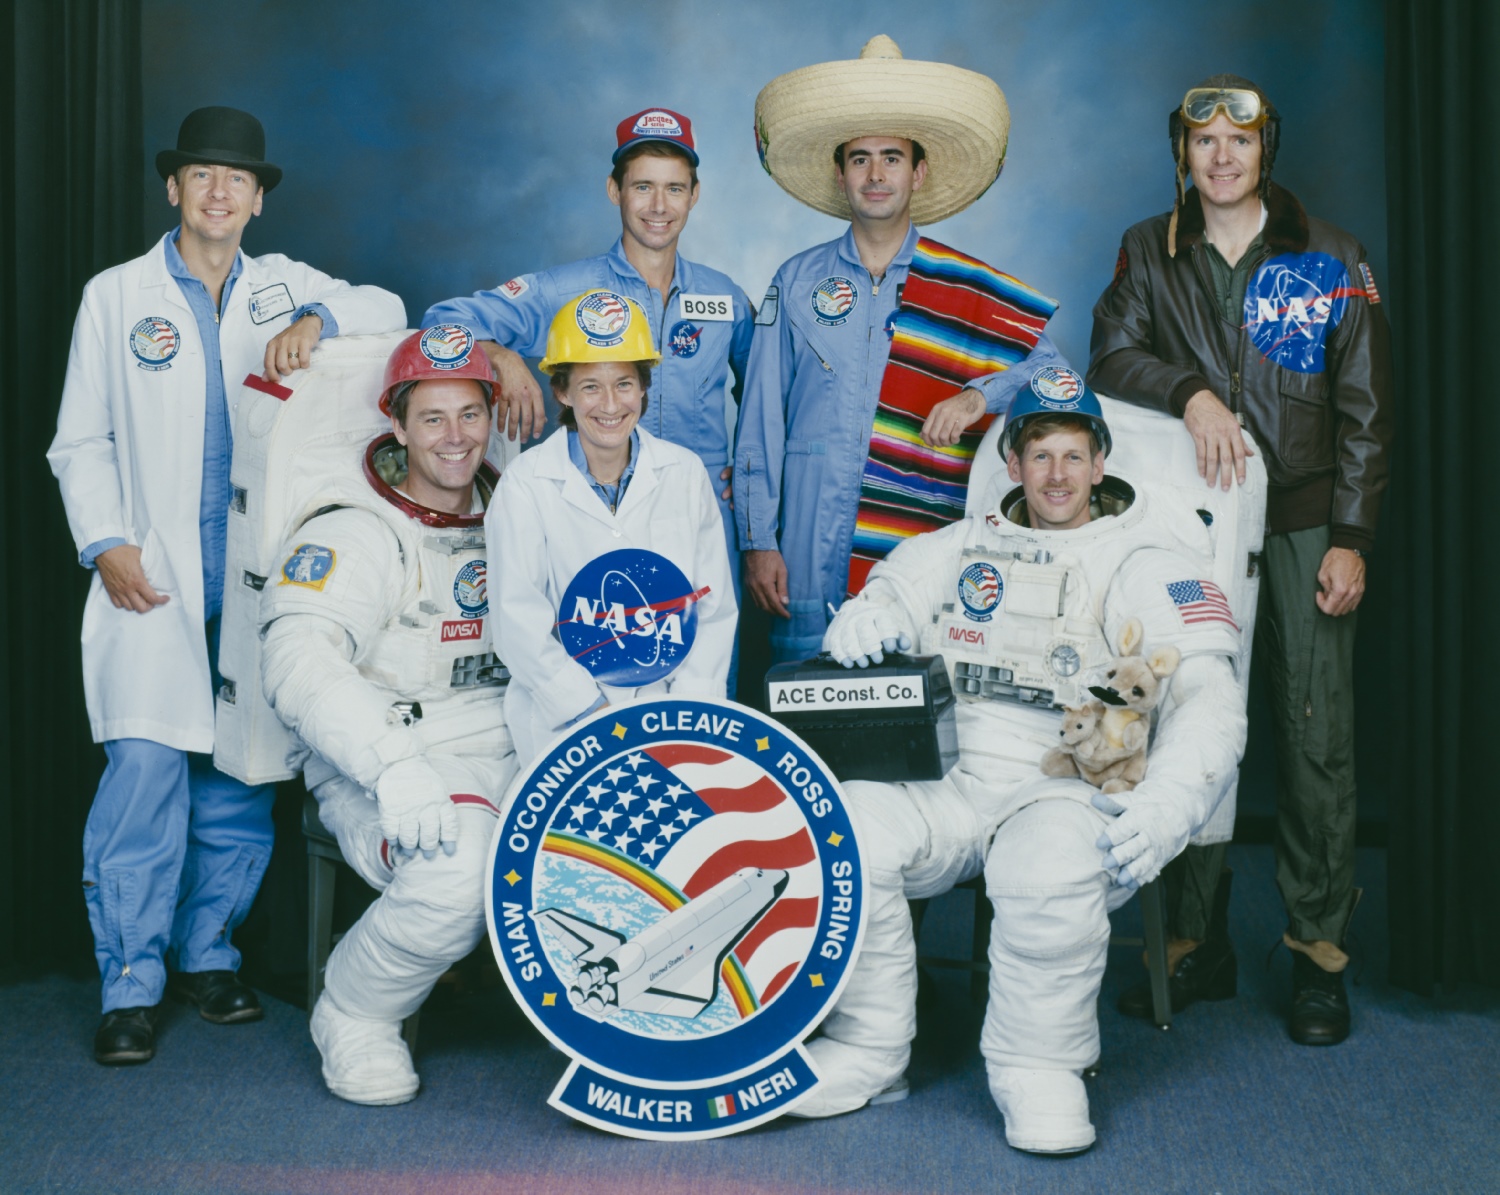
[823,603,912,669]
[1091,789,1191,890]
[375,757,459,859]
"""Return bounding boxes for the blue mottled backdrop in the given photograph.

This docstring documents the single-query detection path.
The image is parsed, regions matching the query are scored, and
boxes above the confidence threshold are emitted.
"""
[140,0,1385,364]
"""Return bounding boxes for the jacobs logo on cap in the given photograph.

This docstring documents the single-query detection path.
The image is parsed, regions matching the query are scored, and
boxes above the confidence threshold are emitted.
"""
[633,110,683,138]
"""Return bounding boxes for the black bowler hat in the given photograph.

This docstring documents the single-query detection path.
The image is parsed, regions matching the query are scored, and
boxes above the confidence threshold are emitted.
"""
[155,106,283,191]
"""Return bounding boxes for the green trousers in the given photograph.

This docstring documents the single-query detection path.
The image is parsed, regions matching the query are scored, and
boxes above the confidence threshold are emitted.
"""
[1167,525,1360,944]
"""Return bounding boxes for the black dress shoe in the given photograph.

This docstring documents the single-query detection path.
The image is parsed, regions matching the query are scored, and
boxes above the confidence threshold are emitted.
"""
[1120,868,1237,1019]
[169,970,264,1024]
[1289,951,1350,1046]
[94,1006,157,1065]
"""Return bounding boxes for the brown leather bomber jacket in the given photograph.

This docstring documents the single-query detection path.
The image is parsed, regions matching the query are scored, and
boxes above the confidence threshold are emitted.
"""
[1087,183,1394,553]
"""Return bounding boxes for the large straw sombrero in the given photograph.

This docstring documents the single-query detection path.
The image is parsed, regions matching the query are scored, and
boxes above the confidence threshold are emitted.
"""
[754,35,1010,225]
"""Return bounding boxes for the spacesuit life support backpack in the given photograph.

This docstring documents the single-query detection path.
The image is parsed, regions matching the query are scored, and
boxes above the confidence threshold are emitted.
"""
[213,332,519,785]
[965,389,1267,844]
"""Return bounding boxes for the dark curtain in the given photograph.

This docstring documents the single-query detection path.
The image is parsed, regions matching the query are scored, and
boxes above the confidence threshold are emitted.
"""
[0,2,142,967]
[1382,0,1500,993]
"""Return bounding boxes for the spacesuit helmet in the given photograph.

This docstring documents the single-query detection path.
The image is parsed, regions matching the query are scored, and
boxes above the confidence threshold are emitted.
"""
[538,290,662,374]
[998,365,1112,460]
[378,325,499,417]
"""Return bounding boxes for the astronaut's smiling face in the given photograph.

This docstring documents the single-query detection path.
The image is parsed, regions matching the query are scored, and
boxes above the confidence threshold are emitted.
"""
[167,163,263,249]
[1186,113,1262,213]
[556,361,645,472]
[391,378,492,514]
[1006,428,1105,532]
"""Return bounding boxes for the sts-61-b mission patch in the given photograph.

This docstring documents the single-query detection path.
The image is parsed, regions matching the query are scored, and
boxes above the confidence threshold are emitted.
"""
[487,697,866,1140]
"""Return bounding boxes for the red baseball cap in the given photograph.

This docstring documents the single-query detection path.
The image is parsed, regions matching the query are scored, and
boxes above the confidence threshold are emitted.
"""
[613,108,699,166]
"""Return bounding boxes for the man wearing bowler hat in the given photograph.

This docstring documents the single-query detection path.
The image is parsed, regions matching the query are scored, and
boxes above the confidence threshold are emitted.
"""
[49,106,405,1065]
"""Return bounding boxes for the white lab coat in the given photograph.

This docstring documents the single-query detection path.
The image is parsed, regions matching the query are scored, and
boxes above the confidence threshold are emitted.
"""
[47,232,406,752]
[489,426,737,764]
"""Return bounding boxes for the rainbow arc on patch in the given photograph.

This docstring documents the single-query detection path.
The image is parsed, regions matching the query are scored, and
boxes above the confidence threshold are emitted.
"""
[543,831,760,1018]
[847,239,1059,594]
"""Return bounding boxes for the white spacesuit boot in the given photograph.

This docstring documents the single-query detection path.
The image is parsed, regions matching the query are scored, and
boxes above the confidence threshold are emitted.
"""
[980,795,1114,1153]
[312,778,497,1106]
[792,777,993,1117]
[790,869,913,1117]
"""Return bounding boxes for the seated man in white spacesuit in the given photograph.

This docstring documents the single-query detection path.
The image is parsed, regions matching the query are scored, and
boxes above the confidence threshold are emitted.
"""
[795,369,1247,1154]
[259,328,515,1105]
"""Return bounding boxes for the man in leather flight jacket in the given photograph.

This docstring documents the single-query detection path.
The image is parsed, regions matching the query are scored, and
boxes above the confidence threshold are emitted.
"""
[1088,75,1393,1046]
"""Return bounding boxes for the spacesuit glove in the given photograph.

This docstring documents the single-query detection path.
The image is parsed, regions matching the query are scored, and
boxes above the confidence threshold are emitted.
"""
[375,757,459,860]
[822,604,911,669]
[1091,791,1190,891]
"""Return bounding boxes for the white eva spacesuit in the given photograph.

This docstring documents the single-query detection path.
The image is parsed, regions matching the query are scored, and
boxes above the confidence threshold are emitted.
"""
[807,452,1247,1149]
[258,330,516,1105]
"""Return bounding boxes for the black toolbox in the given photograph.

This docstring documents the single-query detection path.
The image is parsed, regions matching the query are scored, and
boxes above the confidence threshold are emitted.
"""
[764,653,958,783]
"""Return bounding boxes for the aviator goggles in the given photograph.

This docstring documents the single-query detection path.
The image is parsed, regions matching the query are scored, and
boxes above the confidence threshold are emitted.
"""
[1179,87,1268,130]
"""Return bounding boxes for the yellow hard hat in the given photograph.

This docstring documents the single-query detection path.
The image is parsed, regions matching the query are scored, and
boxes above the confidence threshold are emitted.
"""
[539,289,662,373]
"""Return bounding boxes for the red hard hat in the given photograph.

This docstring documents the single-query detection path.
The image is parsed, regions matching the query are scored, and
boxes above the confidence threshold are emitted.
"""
[379,325,498,415]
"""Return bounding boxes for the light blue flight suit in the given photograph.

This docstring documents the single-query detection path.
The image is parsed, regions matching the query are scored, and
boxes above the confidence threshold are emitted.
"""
[734,224,1073,662]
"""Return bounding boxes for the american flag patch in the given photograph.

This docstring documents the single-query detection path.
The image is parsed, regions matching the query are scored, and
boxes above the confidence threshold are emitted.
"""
[1358,262,1381,304]
[1166,580,1238,630]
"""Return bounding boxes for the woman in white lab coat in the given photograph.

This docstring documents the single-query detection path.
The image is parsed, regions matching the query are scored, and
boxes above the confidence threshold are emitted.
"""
[489,290,736,764]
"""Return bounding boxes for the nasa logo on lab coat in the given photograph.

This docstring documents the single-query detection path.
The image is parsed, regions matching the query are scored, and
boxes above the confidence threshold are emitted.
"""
[487,696,867,1140]
[556,549,705,686]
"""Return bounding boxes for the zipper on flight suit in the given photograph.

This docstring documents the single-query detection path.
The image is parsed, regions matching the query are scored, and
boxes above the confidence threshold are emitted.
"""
[651,284,679,439]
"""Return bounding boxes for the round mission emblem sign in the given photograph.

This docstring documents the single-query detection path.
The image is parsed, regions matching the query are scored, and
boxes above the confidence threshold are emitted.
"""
[487,696,866,1139]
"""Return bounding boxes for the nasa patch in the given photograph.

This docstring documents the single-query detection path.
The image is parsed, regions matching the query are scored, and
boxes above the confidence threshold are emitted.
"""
[454,559,488,618]
[500,276,530,300]
[279,543,336,591]
[810,277,857,325]
[420,324,477,369]
[1244,252,1352,374]
[557,550,706,687]
[129,317,181,371]
[668,321,702,358]
[1030,365,1086,409]
[958,561,1003,622]
[576,291,631,347]
[487,695,866,1140]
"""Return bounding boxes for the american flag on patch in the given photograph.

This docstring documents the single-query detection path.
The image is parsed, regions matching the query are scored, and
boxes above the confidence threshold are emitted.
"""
[1165,580,1239,630]
[559,743,819,1007]
[580,290,627,333]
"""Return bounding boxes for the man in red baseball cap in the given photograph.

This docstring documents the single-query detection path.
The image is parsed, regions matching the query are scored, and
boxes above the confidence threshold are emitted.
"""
[425,109,753,691]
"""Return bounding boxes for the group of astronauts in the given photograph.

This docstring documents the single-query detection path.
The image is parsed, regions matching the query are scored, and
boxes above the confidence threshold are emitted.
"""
[49,32,1390,1157]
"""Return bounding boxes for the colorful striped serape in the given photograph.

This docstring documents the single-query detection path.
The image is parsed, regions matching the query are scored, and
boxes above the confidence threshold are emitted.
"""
[846,239,1059,594]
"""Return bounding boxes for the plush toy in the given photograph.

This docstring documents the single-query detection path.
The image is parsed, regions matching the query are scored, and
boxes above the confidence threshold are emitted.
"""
[1040,618,1180,794]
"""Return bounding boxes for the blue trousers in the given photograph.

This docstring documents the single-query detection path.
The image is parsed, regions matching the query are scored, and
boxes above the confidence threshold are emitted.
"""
[81,624,275,1012]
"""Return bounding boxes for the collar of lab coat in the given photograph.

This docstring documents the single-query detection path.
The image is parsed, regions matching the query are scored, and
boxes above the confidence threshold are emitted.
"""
[531,423,664,527]
[141,229,264,315]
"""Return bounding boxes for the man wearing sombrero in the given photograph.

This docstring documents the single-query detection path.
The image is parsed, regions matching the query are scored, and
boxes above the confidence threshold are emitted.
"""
[49,106,404,1066]
[735,35,1075,664]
